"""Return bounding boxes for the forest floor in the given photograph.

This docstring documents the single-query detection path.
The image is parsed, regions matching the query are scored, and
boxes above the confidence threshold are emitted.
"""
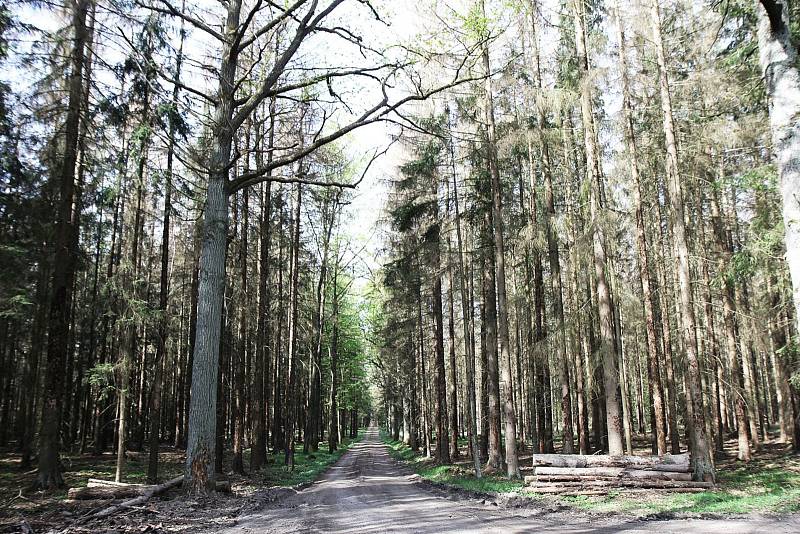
[2,429,799,533]
[0,431,364,533]
[384,431,800,516]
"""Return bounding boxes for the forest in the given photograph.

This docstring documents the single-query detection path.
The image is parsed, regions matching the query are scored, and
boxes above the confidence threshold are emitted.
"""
[1,0,800,532]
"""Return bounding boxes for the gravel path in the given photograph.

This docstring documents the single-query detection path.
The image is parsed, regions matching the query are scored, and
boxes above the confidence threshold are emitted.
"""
[221,428,800,533]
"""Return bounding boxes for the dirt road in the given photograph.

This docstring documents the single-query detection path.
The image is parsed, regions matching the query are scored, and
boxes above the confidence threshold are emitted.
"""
[221,428,799,533]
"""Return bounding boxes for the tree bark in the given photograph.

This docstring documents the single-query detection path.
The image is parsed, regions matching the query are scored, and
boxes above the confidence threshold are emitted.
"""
[571,0,624,456]
[481,0,519,476]
[34,0,92,490]
[184,0,241,493]
[650,0,714,482]
[757,0,800,338]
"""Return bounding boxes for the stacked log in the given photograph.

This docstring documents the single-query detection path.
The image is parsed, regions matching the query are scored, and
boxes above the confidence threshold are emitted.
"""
[524,453,713,495]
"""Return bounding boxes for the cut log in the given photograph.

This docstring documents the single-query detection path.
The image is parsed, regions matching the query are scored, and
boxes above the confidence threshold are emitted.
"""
[526,484,708,495]
[533,466,624,477]
[622,469,692,481]
[530,452,689,472]
[530,467,692,481]
[72,476,231,503]
[526,478,713,490]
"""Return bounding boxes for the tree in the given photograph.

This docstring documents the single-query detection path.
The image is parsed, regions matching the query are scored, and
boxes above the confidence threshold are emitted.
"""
[34,0,93,490]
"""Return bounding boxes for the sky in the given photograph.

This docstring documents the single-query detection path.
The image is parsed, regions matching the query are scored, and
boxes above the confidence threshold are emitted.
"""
[2,0,567,288]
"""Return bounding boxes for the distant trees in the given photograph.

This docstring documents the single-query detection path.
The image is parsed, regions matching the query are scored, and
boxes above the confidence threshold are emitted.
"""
[376,0,800,482]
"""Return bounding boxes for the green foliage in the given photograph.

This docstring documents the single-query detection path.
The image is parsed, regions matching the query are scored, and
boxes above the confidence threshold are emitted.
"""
[260,430,365,486]
[461,3,489,41]
[381,432,524,494]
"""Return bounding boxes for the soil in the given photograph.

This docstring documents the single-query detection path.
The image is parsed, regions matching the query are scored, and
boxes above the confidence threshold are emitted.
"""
[3,429,800,533]
[215,428,800,534]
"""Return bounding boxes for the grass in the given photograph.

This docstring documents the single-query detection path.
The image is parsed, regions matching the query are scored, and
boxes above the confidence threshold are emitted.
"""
[554,455,800,515]
[380,431,524,494]
[258,430,365,487]
[381,431,800,516]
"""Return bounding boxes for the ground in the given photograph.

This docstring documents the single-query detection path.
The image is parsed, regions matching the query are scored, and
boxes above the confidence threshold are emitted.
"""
[384,433,800,516]
[1,429,799,533]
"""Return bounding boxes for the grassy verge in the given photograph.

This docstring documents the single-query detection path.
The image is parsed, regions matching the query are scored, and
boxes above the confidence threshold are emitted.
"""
[381,431,800,515]
[553,458,800,515]
[259,429,365,487]
[380,431,523,494]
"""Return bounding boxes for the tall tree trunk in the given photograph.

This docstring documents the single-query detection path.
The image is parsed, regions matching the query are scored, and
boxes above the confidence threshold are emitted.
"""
[613,5,666,455]
[481,0,519,476]
[650,0,714,481]
[571,0,624,456]
[34,0,91,490]
[148,24,184,483]
[710,183,751,461]
[251,98,276,471]
[482,217,502,468]
[307,192,336,453]
[448,111,480,475]
[757,0,800,339]
[328,258,341,453]
[525,3,574,454]
[185,0,241,494]
[433,270,451,464]
[284,181,302,469]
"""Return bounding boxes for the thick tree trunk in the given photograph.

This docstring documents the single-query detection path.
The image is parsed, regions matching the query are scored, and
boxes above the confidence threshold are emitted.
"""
[184,0,241,494]
[757,0,800,338]
[34,0,91,490]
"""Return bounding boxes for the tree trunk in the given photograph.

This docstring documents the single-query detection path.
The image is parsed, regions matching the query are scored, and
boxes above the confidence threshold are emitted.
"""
[613,4,667,455]
[284,181,302,469]
[481,0,519,476]
[148,24,184,484]
[757,0,800,338]
[251,98,276,471]
[650,0,713,482]
[34,0,91,490]
[448,112,480,475]
[571,0,624,456]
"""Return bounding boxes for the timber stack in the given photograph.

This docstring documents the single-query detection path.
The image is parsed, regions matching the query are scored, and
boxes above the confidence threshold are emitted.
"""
[524,452,714,496]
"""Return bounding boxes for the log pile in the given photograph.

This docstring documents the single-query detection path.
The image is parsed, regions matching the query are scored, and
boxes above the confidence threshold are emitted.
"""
[524,453,713,496]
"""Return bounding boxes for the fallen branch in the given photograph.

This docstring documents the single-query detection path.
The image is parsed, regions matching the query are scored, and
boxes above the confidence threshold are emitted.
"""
[87,478,147,488]
[92,475,184,518]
